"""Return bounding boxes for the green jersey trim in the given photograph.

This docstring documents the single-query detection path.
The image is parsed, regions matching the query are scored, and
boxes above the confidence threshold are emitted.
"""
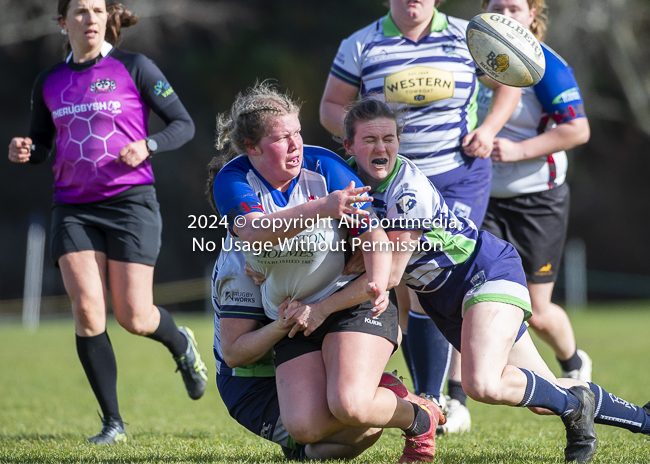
[234,359,275,378]
[347,156,403,194]
[375,156,403,193]
[466,79,479,132]
[463,294,533,321]
[383,9,448,37]
[423,228,475,264]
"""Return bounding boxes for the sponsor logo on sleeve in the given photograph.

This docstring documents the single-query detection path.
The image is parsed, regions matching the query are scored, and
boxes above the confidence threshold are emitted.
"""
[154,80,175,97]
[90,78,116,93]
[223,290,256,303]
[551,87,581,105]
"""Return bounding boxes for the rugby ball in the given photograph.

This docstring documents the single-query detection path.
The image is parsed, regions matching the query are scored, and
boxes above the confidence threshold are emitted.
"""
[466,13,545,87]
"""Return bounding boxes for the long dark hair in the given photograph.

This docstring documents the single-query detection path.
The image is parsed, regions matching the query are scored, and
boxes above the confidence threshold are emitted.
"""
[57,0,139,57]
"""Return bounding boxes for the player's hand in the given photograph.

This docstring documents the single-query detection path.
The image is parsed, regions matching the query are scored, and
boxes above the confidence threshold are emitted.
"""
[462,126,495,159]
[283,300,327,337]
[118,139,150,167]
[491,138,525,162]
[321,181,372,219]
[366,282,389,319]
[275,298,296,332]
[244,262,266,285]
[8,137,33,163]
[343,247,365,275]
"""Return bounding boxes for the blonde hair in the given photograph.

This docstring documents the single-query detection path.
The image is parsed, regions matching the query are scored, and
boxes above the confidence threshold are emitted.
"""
[206,81,302,212]
[481,0,548,41]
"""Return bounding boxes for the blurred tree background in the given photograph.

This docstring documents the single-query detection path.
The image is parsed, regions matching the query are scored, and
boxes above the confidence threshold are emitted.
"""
[1,0,649,314]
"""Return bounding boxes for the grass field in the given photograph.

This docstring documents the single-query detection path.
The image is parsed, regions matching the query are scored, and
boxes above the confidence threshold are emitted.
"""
[1,302,649,463]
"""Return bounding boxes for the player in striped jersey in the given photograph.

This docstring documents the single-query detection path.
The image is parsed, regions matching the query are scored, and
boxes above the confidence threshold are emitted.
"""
[477,0,593,386]
[288,98,650,462]
[319,0,522,424]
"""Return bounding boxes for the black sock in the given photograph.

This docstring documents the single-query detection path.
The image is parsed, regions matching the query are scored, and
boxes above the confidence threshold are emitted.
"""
[76,332,122,423]
[557,349,582,372]
[146,306,188,358]
[447,379,467,406]
[404,402,431,436]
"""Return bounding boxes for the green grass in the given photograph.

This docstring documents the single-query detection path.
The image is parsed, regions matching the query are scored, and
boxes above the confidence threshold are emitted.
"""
[1,304,649,463]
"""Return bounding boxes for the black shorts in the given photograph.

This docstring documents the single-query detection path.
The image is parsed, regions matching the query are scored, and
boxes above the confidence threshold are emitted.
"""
[482,183,569,284]
[50,184,162,267]
[273,299,399,367]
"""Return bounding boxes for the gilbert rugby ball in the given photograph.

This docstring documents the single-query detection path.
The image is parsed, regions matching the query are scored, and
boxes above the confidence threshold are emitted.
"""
[466,13,545,87]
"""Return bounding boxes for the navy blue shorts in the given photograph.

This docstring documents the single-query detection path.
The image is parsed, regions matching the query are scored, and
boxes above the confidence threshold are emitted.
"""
[428,155,491,227]
[414,231,531,352]
[216,373,294,447]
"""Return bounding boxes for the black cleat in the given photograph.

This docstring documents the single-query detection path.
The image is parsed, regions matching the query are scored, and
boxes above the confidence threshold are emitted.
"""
[87,416,126,445]
[175,327,208,400]
[282,444,307,461]
[562,386,597,463]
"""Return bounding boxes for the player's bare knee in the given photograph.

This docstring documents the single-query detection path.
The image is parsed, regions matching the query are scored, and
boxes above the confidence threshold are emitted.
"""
[284,420,326,444]
[116,312,151,335]
[463,378,502,403]
[328,395,368,426]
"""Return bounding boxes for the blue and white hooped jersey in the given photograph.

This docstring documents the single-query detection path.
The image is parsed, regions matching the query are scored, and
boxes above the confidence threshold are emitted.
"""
[213,145,371,320]
[331,10,480,177]
[477,43,586,198]
[212,238,274,378]
[352,156,479,292]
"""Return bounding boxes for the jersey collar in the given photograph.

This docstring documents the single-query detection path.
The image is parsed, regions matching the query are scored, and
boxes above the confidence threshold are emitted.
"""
[382,8,448,37]
[66,41,114,65]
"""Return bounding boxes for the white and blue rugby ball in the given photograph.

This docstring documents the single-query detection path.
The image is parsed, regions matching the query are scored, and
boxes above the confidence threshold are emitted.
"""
[466,13,545,87]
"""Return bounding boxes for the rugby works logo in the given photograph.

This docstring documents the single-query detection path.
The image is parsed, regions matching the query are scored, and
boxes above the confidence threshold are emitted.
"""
[223,290,256,303]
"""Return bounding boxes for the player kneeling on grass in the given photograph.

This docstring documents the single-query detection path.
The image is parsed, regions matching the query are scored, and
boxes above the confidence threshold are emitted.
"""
[283,98,650,463]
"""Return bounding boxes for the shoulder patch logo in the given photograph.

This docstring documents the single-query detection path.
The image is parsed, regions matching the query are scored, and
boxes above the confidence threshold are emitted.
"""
[443,44,456,55]
[154,80,174,97]
[396,192,417,214]
[90,78,116,93]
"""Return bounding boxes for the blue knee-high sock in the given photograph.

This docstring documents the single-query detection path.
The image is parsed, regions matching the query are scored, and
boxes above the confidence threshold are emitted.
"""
[588,383,650,434]
[518,369,581,418]
[406,311,452,401]
[401,331,414,380]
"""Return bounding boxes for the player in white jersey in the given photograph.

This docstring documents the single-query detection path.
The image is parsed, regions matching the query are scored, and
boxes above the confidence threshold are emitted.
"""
[477,0,592,385]
[210,235,384,460]
[287,98,650,463]
[210,82,444,462]
[319,0,522,423]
